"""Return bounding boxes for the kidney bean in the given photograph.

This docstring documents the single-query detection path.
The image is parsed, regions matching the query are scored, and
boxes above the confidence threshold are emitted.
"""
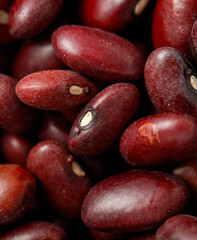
[0,221,67,239]
[12,38,65,80]
[0,164,36,227]
[155,214,197,240]
[68,82,139,156]
[79,0,151,32]
[152,0,197,61]
[82,170,189,233]
[0,132,33,166]
[27,140,91,219]
[8,0,62,39]
[61,105,84,123]
[52,25,145,82]
[144,47,197,118]
[16,69,99,110]
[0,73,36,133]
[119,113,197,167]
[90,229,117,240]
[38,112,70,150]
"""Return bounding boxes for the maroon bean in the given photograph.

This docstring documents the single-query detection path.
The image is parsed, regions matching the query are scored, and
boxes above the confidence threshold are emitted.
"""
[0,133,33,166]
[0,0,15,44]
[152,0,197,61]
[61,105,84,123]
[130,233,155,240]
[27,140,91,219]
[16,69,99,110]
[12,38,65,80]
[144,47,197,118]
[0,73,36,133]
[81,170,189,233]
[191,20,197,58]
[0,164,36,227]
[79,0,151,32]
[155,214,197,240]
[90,229,117,240]
[38,112,70,149]
[52,25,145,82]
[0,221,67,239]
[119,113,197,167]
[68,82,139,156]
[8,0,62,39]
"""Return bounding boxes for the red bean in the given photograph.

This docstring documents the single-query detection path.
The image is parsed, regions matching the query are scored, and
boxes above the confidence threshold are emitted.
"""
[8,0,63,39]
[0,73,36,133]
[27,140,91,219]
[0,221,67,239]
[52,25,145,82]
[119,113,197,167]
[155,214,197,240]
[144,47,197,118]
[152,0,197,61]
[68,82,139,156]
[16,69,99,110]
[81,170,189,233]
[12,38,65,80]
[0,164,36,227]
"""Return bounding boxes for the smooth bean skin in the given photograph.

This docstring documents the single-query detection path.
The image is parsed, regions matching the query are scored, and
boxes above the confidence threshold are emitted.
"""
[119,113,197,167]
[0,74,36,133]
[12,38,65,80]
[79,0,150,32]
[16,70,99,110]
[0,221,67,239]
[155,214,197,240]
[0,164,36,227]
[0,133,33,166]
[144,47,197,118]
[8,0,62,39]
[52,25,145,82]
[68,83,139,156]
[27,140,91,219]
[191,20,197,58]
[152,0,197,61]
[81,170,189,233]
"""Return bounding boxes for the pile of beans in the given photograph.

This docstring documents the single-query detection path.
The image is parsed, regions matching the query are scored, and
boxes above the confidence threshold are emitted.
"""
[0,0,197,239]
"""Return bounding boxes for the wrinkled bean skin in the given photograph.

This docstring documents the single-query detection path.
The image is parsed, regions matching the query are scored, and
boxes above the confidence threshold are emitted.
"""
[68,83,139,156]
[144,47,197,118]
[0,164,36,227]
[155,214,197,240]
[0,133,33,166]
[12,38,65,80]
[27,140,91,219]
[152,0,197,61]
[79,0,150,32]
[119,113,197,167]
[8,0,62,39]
[16,70,99,110]
[0,74,36,133]
[81,170,189,233]
[52,25,145,82]
[0,221,67,239]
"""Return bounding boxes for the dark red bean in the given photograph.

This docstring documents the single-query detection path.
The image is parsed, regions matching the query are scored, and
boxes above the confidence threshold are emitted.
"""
[0,164,36,227]
[155,214,197,240]
[191,20,197,58]
[119,113,197,167]
[27,140,91,219]
[0,133,33,166]
[61,105,84,123]
[152,0,197,61]
[8,0,62,39]
[79,0,151,32]
[130,233,155,240]
[0,73,36,133]
[38,112,70,150]
[0,221,67,239]
[12,38,65,80]
[144,47,197,118]
[52,25,145,82]
[81,170,189,233]
[0,0,15,44]
[90,229,117,240]
[68,82,139,156]
[16,69,99,110]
